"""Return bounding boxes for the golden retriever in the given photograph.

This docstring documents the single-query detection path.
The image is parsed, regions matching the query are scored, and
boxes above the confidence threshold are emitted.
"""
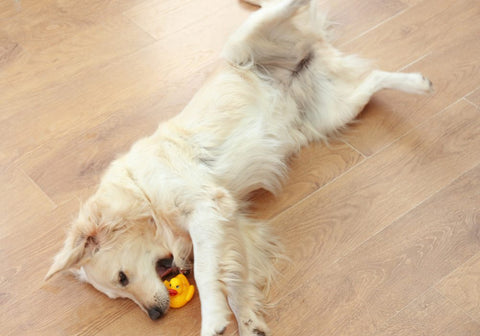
[45,0,432,335]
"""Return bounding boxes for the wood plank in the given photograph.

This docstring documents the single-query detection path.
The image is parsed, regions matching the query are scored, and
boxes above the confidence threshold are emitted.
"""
[343,0,480,71]
[399,0,426,6]
[323,0,407,46]
[1,14,154,120]
[6,13,154,85]
[374,289,480,336]
[4,2,93,52]
[0,0,141,22]
[56,0,147,23]
[344,26,480,156]
[268,155,480,335]
[0,1,56,21]
[0,28,22,71]
[123,0,237,40]
[467,88,480,107]
[0,167,55,245]
[1,0,144,69]
[436,252,480,322]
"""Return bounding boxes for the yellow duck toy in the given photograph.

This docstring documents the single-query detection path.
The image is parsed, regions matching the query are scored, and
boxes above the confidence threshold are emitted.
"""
[163,273,195,308]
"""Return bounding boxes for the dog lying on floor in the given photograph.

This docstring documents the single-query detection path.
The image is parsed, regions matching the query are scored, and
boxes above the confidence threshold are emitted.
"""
[45,0,432,335]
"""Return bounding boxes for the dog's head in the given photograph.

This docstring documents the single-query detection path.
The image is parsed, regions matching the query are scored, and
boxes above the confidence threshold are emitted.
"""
[45,162,193,320]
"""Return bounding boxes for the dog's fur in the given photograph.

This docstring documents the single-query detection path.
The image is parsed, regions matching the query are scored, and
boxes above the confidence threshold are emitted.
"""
[46,0,432,335]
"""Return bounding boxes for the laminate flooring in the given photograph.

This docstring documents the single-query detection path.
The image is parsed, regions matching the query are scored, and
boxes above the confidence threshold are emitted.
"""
[2,0,480,335]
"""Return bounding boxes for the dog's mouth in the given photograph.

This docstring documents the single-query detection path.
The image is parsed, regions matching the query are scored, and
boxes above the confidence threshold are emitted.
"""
[156,257,190,281]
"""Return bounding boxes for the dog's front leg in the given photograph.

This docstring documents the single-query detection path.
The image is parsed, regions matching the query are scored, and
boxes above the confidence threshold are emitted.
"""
[188,200,232,336]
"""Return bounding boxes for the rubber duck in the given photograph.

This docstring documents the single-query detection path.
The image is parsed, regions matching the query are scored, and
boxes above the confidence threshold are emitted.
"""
[163,273,195,308]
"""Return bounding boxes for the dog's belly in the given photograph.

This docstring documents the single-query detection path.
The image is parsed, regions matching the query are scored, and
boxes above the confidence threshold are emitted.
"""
[173,65,309,197]
[211,116,304,197]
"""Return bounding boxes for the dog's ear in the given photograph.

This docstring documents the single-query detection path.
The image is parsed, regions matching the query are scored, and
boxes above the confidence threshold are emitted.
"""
[45,202,104,281]
[45,224,101,281]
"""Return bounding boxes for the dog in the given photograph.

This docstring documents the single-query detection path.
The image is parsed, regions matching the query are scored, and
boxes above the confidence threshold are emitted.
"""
[45,0,433,335]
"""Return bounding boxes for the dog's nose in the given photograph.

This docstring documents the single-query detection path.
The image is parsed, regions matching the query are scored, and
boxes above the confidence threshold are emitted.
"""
[148,306,165,320]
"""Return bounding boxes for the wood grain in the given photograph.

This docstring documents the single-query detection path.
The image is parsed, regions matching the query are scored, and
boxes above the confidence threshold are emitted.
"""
[436,252,480,322]
[323,0,408,45]
[343,0,480,71]
[399,0,426,6]
[2,15,155,100]
[2,0,480,335]
[344,30,480,157]
[124,0,238,40]
[375,289,480,336]
[0,167,55,245]
[269,150,480,335]
[270,99,480,281]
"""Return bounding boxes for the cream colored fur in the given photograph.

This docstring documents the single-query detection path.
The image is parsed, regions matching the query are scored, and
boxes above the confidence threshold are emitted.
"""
[46,1,433,335]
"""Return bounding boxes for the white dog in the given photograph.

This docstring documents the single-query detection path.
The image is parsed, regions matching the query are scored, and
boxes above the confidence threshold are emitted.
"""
[46,0,432,335]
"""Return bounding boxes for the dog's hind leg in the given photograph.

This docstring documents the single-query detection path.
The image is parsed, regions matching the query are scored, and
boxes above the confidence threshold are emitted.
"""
[313,70,434,135]
[222,0,313,71]
[350,70,433,111]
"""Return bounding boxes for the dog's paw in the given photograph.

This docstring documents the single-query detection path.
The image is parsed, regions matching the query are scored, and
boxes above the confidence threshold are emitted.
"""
[252,328,268,336]
[409,73,434,94]
[201,327,227,336]
[201,321,229,336]
[240,317,270,336]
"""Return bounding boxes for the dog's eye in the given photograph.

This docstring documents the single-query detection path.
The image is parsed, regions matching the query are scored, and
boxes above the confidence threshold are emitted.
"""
[118,271,129,286]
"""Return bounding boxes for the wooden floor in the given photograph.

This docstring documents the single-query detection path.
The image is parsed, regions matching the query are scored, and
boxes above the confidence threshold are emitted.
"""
[2,0,480,335]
